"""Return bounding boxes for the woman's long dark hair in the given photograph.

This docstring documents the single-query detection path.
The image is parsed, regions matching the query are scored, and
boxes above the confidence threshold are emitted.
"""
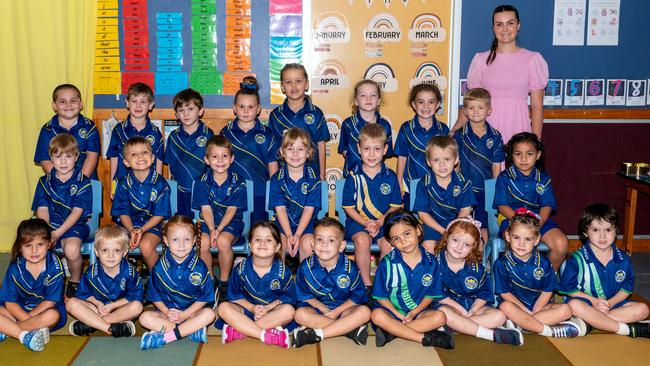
[486,5,520,65]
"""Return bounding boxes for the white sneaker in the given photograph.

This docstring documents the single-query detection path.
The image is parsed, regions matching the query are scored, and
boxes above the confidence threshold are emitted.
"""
[570,317,588,337]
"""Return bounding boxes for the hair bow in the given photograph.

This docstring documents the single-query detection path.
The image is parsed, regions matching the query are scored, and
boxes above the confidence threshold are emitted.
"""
[513,208,541,220]
[240,82,258,91]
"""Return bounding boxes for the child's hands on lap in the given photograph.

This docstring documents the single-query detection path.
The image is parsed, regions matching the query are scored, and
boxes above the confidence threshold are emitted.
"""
[167,308,183,323]
[287,235,300,257]
[253,304,269,320]
[130,228,142,248]
[595,299,610,314]
[210,229,221,248]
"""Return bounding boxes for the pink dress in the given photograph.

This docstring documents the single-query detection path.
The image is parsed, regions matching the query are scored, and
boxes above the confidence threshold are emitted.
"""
[467,48,548,143]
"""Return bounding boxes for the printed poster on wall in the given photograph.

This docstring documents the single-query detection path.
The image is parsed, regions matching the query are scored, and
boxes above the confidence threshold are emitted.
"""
[553,0,586,46]
[587,0,620,46]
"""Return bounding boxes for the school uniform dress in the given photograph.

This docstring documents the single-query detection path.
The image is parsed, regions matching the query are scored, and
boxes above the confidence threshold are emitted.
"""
[106,117,164,180]
[558,243,634,309]
[394,115,450,199]
[163,122,213,216]
[372,246,443,318]
[268,97,330,174]
[295,253,368,311]
[493,250,557,311]
[412,171,476,241]
[341,164,402,241]
[34,114,101,179]
[32,168,92,244]
[75,259,144,304]
[146,250,214,310]
[269,165,321,235]
[338,112,394,176]
[436,253,494,311]
[111,168,171,237]
[191,170,247,238]
[0,251,67,330]
[493,166,559,236]
[453,122,505,226]
[220,119,279,222]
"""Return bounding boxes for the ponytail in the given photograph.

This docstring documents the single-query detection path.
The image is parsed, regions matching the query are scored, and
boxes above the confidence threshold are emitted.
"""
[486,37,498,65]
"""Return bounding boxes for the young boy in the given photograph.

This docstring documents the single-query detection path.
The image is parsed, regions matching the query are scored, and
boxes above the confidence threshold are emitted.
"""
[164,88,214,216]
[34,84,100,179]
[293,217,371,347]
[413,136,475,253]
[454,88,505,244]
[192,136,247,299]
[111,137,171,270]
[341,124,402,289]
[66,224,143,337]
[560,203,650,338]
[32,134,92,297]
[107,82,164,184]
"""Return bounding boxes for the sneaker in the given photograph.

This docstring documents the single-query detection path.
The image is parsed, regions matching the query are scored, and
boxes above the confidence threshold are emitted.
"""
[262,328,291,348]
[570,317,588,337]
[375,327,395,347]
[494,327,524,346]
[550,321,580,338]
[21,330,45,352]
[222,324,246,344]
[140,331,166,350]
[65,281,79,298]
[38,327,50,344]
[504,319,522,331]
[109,321,136,338]
[629,321,650,338]
[69,320,97,336]
[215,282,228,308]
[189,326,208,343]
[0,332,7,342]
[345,324,368,345]
[293,328,321,348]
[422,329,455,349]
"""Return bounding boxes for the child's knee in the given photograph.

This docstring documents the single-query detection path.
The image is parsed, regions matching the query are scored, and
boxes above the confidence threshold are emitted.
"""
[557,303,573,318]
[370,308,388,324]
[42,308,61,326]
[498,300,515,314]
[277,304,295,319]
[216,237,233,252]
[354,234,371,250]
[65,298,82,312]
[127,301,144,314]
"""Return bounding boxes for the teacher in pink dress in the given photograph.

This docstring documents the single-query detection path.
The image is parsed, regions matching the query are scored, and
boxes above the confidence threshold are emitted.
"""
[454,4,548,143]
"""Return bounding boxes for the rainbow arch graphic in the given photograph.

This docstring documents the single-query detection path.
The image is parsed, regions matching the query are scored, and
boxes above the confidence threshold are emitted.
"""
[408,13,446,42]
[364,63,398,92]
[409,61,448,90]
[313,60,349,91]
[364,13,402,43]
[313,12,350,43]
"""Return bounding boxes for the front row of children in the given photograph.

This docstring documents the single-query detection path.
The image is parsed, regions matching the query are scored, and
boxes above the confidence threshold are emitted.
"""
[1,202,648,352]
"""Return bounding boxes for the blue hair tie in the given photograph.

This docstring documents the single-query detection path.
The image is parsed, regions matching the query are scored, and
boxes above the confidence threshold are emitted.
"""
[240,82,258,91]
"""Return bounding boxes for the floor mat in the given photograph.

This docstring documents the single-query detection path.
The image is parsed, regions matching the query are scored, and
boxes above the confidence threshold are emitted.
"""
[195,336,319,366]
[548,333,650,365]
[0,336,88,366]
[320,336,443,366]
[71,336,199,365]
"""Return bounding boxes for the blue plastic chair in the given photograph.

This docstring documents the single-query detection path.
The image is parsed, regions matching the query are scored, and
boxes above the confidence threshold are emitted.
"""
[334,179,380,252]
[265,180,328,221]
[409,178,420,212]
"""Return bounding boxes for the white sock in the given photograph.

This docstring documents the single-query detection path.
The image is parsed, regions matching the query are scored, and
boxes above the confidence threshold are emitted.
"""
[476,326,494,341]
[539,325,553,337]
[260,330,266,342]
[616,322,630,336]
[19,331,28,343]
[314,328,324,339]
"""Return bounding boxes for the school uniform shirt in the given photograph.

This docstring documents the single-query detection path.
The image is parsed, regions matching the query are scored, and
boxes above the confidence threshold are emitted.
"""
[493,166,556,213]
[493,250,557,311]
[106,117,164,180]
[146,250,214,310]
[75,259,144,304]
[226,256,295,305]
[338,112,394,176]
[436,252,493,310]
[111,168,171,231]
[269,164,321,231]
[558,243,634,299]
[453,122,505,193]
[341,163,402,222]
[295,253,367,309]
[268,97,330,173]
[163,121,213,194]
[32,168,92,230]
[191,170,247,235]
[412,171,476,229]
[219,119,279,196]
[393,115,450,187]
[372,246,443,315]
[33,114,101,179]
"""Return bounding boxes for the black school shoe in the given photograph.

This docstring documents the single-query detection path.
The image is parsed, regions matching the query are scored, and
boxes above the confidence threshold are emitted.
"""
[375,327,395,347]
[345,324,369,345]
[69,320,97,336]
[293,328,322,348]
[109,321,136,338]
[422,329,455,349]
[65,281,79,298]
[629,321,650,338]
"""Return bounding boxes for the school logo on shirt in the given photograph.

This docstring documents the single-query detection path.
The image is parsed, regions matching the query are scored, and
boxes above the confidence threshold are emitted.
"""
[535,183,546,195]
[189,272,203,286]
[533,268,545,280]
[337,274,350,288]
[120,278,126,291]
[270,279,281,290]
[301,182,309,195]
[304,114,315,125]
[150,189,158,202]
[486,138,493,149]
[615,270,626,283]
[464,276,478,289]
[255,134,266,144]
[380,183,391,195]
[70,185,78,195]
[146,135,156,145]
[452,186,461,197]
[78,128,87,138]
[421,273,433,287]
[196,136,207,147]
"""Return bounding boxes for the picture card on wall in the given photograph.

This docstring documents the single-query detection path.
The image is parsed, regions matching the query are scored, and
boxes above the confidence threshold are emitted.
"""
[564,79,584,106]
[585,79,605,105]
[626,80,647,106]
[606,79,626,106]
[544,79,563,106]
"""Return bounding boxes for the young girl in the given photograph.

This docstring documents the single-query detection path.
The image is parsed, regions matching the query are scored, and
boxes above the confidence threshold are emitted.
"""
[435,218,523,346]
[338,79,394,176]
[269,128,322,261]
[494,132,568,270]
[370,209,454,349]
[268,63,329,179]
[0,218,66,351]
[495,210,585,338]
[139,215,216,350]
[217,221,296,348]
[394,84,450,205]
[220,76,279,223]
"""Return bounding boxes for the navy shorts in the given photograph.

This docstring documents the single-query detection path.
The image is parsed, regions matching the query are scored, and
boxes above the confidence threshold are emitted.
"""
[200,220,244,239]
[474,192,488,228]
[274,219,315,236]
[56,223,90,248]
[498,217,559,238]
[214,302,296,331]
[176,189,193,217]
[344,220,385,243]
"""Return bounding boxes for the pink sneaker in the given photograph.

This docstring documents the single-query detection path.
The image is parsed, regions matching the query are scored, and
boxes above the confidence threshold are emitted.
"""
[222,324,246,344]
[262,328,291,348]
